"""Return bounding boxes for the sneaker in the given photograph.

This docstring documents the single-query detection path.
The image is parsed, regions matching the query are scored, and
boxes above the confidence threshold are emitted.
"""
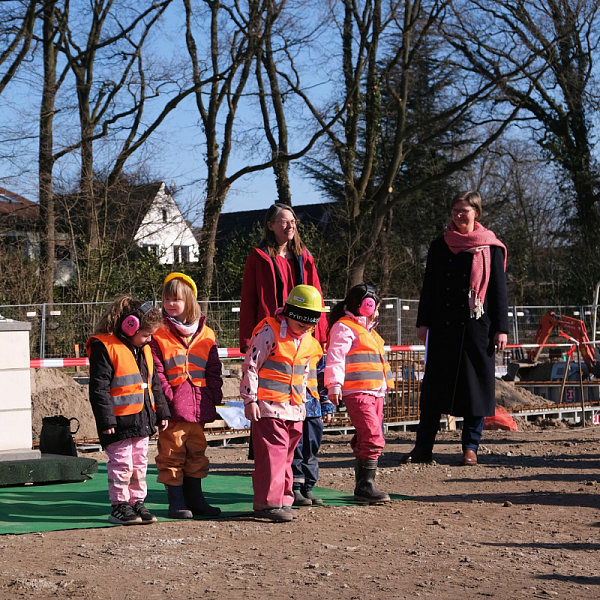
[133,501,157,524]
[253,508,294,522]
[108,503,142,525]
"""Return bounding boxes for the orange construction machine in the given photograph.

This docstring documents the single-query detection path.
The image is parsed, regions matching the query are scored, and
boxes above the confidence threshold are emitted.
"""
[528,312,596,372]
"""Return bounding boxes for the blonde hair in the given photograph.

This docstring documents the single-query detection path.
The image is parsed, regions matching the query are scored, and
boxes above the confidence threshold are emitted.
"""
[94,296,163,335]
[263,203,305,258]
[162,278,201,323]
[451,191,482,219]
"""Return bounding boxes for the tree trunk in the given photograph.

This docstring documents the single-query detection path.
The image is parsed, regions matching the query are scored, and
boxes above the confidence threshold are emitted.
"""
[38,1,58,305]
[197,185,228,302]
[378,208,393,295]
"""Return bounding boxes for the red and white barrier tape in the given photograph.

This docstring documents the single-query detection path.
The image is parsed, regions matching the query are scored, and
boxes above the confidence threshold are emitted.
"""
[31,341,598,368]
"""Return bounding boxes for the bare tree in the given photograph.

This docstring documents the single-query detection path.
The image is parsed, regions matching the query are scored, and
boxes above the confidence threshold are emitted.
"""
[301,0,521,290]
[184,0,344,299]
[55,0,173,249]
[39,0,69,303]
[446,0,600,251]
[0,0,38,97]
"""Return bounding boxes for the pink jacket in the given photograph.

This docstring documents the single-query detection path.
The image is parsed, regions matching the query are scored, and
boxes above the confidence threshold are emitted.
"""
[150,317,223,424]
[324,312,388,398]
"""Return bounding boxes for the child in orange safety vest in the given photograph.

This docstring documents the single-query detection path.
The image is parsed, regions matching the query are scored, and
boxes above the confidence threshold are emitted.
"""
[324,284,394,504]
[241,284,328,522]
[87,296,170,525]
[150,273,223,519]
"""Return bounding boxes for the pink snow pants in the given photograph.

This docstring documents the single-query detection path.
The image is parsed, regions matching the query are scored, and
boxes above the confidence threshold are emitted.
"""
[344,392,385,460]
[252,417,303,510]
[105,436,149,505]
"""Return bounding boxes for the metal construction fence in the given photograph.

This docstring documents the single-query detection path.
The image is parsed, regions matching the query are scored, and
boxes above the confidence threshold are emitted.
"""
[0,300,598,360]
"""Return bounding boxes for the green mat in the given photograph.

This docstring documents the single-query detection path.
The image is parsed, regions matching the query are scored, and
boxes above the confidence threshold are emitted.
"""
[0,464,408,535]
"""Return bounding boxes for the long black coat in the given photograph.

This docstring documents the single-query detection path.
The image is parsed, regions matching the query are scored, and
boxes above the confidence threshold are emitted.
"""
[416,236,509,417]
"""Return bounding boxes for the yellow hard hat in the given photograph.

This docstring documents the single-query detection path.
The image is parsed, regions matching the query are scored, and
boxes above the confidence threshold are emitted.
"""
[163,272,197,298]
[284,285,328,325]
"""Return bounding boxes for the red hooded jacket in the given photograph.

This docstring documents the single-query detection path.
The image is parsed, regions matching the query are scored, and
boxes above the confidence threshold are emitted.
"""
[239,245,327,350]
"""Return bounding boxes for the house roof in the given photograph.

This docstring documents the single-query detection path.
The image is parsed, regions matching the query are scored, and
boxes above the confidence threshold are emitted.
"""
[54,180,165,242]
[213,202,335,246]
[0,186,39,225]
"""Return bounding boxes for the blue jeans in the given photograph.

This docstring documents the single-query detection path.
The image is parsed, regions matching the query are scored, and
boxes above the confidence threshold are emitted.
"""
[292,417,324,490]
[416,411,484,452]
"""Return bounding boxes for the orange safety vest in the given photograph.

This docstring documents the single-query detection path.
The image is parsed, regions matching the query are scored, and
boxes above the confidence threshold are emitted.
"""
[254,317,314,405]
[86,333,155,416]
[307,336,324,400]
[152,324,216,388]
[336,317,394,391]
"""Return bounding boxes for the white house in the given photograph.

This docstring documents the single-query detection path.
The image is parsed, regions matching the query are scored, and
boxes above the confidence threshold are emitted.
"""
[133,182,198,265]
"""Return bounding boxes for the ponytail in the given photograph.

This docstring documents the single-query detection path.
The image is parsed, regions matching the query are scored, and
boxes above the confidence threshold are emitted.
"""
[327,299,348,335]
[327,284,382,336]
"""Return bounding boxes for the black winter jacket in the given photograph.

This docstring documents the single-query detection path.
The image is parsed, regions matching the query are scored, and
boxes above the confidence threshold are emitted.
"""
[89,337,171,448]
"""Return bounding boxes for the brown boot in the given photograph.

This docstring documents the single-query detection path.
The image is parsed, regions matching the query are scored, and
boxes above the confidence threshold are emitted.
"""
[459,449,478,466]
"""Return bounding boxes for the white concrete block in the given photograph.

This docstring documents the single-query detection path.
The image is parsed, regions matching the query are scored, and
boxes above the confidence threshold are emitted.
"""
[0,369,31,410]
[0,409,33,452]
[0,330,30,370]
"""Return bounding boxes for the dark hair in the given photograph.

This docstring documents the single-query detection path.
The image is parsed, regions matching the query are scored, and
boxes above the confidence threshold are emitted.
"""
[93,296,163,336]
[451,191,482,219]
[327,284,382,334]
[262,203,305,258]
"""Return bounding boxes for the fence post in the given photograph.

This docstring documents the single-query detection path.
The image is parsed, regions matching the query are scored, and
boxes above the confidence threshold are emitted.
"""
[513,305,519,345]
[40,303,46,360]
[397,298,401,345]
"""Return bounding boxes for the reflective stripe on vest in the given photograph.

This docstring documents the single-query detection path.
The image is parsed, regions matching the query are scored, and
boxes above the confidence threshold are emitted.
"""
[152,324,216,387]
[86,334,155,416]
[335,317,395,391]
[306,336,324,400]
[254,317,314,405]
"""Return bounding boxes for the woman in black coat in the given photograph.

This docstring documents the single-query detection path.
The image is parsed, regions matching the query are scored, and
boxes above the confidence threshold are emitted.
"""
[402,191,508,466]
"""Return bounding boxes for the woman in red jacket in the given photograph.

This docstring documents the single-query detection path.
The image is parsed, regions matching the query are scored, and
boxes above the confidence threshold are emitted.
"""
[239,203,327,352]
[239,203,333,506]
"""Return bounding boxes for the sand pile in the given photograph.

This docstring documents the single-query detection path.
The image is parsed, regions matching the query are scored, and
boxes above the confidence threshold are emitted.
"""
[30,369,97,442]
[495,378,551,409]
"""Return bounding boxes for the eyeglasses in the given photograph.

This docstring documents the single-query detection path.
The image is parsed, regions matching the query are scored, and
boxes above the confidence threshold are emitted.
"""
[451,208,475,216]
[273,219,296,227]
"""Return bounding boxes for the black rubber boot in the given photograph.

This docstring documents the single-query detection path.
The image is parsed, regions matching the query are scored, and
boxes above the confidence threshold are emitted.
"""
[301,486,323,505]
[182,477,221,517]
[165,484,193,519]
[353,458,390,504]
[292,488,312,506]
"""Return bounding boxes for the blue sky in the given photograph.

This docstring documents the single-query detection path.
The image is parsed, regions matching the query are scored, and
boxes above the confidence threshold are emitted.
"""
[0,1,336,225]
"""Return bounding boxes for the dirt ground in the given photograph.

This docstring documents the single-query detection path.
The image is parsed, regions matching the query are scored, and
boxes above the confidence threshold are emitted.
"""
[1,423,599,600]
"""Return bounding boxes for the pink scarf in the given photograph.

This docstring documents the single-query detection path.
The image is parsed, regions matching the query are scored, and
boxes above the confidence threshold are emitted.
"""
[444,221,507,319]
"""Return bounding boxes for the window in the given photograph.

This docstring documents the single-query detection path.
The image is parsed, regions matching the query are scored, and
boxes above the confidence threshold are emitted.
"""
[162,209,168,223]
[143,244,160,257]
[173,245,190,263]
